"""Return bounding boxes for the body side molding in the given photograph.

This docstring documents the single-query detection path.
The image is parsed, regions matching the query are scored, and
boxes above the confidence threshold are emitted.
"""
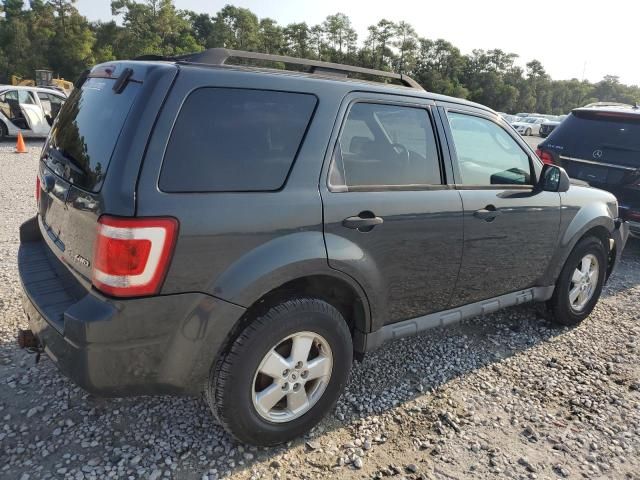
[356,286,555,352]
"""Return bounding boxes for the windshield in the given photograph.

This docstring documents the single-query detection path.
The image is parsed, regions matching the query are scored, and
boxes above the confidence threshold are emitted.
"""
[43,77,140,192]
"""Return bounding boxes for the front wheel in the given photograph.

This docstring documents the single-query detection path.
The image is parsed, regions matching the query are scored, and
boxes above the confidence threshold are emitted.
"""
[525,128,532,136]
[546,236,607,326]
[206,298,353,446]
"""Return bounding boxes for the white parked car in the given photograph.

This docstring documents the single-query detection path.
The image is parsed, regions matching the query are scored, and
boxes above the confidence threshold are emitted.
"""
[512,117,545,136]
[0,85,66,140]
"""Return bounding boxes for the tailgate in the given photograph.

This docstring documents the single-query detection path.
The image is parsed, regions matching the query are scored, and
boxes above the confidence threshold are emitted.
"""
[553,109,640,187]
[37,61,177,280]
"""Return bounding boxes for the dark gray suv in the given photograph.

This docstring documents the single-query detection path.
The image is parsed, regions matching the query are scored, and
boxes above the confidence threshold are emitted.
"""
[18,49,628,446]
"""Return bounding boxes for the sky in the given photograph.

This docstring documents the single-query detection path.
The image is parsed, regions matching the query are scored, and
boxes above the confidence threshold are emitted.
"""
[75,0,640,86]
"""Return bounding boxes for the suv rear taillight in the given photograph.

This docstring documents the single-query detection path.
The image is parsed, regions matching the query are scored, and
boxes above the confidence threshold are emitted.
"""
[92,216,178,297]
[536,148,554,165]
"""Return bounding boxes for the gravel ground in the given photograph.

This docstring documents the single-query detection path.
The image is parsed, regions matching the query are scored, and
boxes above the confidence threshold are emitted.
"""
[1,139,639,480]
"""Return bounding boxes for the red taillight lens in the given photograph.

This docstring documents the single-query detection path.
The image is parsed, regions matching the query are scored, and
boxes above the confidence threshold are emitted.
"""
[36,176,41,206]
[92,216,178,297]
[536,148,555,165]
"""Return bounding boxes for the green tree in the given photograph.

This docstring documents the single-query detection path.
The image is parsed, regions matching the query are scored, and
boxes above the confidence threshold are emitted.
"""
[393,21,417,74]
[258,18,283,54]
[210,5,259,50]
[283,22,310,58]
[321,13,356,61]
[48,0,95,78]
[0,3,637,113]
[111,0,200,57]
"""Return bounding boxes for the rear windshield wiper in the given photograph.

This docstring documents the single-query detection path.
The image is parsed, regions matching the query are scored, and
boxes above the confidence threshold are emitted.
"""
[46,148,85,176]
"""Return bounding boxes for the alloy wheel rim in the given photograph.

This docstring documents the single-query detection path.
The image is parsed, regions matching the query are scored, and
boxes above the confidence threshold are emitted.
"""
[569,253,599,312]
[252,331,333,423]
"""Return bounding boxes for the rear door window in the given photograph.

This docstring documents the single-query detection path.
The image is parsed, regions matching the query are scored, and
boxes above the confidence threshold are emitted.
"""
[330,102,442,189]
[160,88,317,192]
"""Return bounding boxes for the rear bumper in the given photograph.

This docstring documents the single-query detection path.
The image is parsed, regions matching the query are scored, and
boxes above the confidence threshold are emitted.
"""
[18,216,246,396]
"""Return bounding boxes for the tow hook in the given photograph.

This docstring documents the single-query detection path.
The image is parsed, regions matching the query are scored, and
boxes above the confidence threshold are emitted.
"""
[17,329,44,364]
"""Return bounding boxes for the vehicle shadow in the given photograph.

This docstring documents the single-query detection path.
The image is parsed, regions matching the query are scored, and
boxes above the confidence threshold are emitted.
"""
[1,242,637,478]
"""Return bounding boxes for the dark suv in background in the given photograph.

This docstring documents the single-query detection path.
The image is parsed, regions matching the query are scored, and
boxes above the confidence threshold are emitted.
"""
[537,104,640,238]
[18,49,628,446]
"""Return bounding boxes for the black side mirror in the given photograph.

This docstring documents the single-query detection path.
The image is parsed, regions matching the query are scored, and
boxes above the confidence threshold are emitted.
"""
[538,164,570,193]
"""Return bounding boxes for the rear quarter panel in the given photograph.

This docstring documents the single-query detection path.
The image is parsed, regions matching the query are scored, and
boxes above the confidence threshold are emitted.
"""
[136,67,352,307]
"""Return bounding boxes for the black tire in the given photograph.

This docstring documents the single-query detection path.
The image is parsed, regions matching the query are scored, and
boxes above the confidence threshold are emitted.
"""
[206,298,353,446]
[546,236,607,326]
[525,128,532,136]
[0,122,7,141]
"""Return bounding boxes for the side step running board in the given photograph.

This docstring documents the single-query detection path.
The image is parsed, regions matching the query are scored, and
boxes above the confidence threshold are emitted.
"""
[357,286,555,352]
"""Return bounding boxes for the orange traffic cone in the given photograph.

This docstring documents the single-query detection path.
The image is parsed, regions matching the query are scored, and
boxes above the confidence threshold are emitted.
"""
[15,132,27,154]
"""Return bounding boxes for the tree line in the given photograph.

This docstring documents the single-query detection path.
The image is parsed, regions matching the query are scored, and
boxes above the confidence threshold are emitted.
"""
[1,0,639,114]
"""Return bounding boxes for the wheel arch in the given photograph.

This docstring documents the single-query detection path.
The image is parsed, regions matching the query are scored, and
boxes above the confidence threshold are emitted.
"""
[215,273,371,367]
[542,214,614,285]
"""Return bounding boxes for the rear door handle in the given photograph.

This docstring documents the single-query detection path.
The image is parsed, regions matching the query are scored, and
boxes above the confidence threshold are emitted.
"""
[342,213,384,230]
[473,205,502,222]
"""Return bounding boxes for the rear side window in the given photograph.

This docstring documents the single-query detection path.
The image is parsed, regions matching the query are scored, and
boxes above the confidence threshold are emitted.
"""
[330,103,442,189]
[160,88,317,192]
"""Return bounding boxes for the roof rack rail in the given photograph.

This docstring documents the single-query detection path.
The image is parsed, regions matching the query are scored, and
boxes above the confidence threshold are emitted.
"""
[168,48,424,90]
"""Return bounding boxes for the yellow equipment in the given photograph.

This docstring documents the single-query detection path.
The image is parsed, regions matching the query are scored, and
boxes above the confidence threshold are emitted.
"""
[11,75,35,87]
[11,70,73,96]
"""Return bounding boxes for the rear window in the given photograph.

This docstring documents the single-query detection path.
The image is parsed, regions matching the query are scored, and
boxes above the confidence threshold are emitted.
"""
[45,77,141,192]
[160,88,317,192]
[549,111,640,166]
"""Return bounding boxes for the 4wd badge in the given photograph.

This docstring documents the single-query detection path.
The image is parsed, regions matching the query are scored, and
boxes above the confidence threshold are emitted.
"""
[74,254,90,268]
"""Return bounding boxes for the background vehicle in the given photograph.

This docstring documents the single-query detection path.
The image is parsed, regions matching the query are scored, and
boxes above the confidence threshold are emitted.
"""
[18,49,628,447]
[0,85,66,139]
[512,116,545,135]
[539,115,566,137]
[537,105,640,238]
[499,113,519,124]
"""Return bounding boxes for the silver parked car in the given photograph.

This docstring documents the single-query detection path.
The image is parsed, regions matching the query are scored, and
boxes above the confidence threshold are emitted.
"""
[512,116,545,136]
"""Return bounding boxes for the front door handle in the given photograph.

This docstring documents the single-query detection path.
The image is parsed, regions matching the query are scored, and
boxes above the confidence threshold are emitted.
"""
[473,205,502,222]
[342,212,384,231]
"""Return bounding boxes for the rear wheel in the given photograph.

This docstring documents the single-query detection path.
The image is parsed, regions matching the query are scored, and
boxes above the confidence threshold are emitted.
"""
[206,298,353,446]
[546,236,607,326]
